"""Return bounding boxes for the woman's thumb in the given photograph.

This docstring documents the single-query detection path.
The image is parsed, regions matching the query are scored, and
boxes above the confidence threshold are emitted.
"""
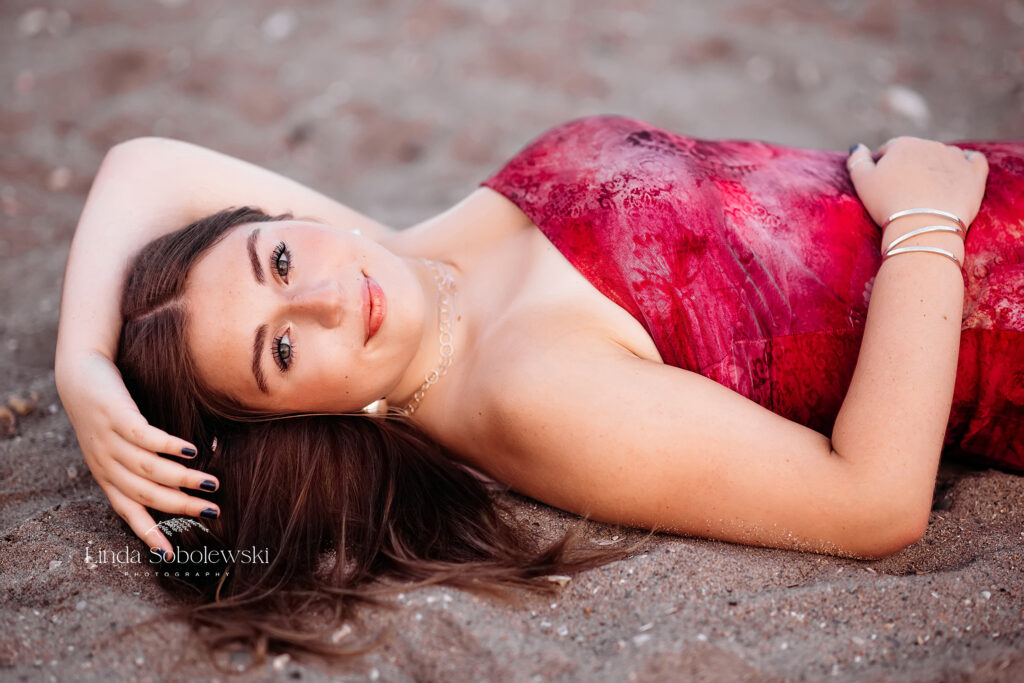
[846,143,875,179]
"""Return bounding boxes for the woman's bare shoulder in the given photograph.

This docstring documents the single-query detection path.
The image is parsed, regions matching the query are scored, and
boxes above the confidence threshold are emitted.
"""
[447,335,645,465]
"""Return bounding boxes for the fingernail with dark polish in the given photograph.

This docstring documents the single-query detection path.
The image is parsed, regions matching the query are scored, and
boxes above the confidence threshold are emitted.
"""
[200,508,219,519]
[152,547,168,560]
[199,480,217,492]
[181,446,197,457]
[849,144,860,155]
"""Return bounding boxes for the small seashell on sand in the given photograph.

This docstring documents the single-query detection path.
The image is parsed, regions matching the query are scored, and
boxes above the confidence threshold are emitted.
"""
[8,395,37,417]
[47,167,72,192]
[593,535,622,546]
[330,623,353,643]
[543,574,572,586]
[8,395,37,416]
[0,406,16,437]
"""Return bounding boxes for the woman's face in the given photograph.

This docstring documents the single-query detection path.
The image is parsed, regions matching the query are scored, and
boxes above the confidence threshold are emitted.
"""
[183,220,427,413]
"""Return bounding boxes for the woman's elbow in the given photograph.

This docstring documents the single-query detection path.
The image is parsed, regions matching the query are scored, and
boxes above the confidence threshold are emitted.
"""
[847,504,930,560]
[95,137,188,193]
[109,135,175,154]
[102,137,171,170]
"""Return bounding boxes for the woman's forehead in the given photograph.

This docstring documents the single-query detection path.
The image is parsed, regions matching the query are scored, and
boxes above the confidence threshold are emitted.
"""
[183,226,261,399]
[188,225,248,286]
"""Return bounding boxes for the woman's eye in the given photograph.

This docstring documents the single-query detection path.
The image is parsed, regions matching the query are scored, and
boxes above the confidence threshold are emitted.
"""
[272,331,293,371]
[271,241,291,282]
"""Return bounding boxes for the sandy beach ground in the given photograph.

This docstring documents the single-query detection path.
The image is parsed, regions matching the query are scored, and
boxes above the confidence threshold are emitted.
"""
[1,0,1022,680]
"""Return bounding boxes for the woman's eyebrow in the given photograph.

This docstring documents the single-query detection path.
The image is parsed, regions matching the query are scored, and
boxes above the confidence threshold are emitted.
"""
[246,228,270,394]
[247,228,265,284]
[252,323,269,394]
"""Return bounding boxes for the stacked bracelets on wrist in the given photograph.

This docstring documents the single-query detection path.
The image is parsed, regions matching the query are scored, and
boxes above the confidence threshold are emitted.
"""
[879,208,967,269]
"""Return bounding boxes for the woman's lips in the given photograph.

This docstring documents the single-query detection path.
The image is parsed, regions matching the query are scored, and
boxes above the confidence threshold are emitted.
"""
[363,274,386,344]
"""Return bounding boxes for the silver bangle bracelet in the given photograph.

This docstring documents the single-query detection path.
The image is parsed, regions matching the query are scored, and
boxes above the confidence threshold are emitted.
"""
[882,225,965,254]
[881,208,967,233]
[880,245,961,268]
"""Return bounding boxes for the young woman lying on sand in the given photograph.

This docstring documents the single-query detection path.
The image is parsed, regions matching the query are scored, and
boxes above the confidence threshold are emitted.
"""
[55,115,1022,659]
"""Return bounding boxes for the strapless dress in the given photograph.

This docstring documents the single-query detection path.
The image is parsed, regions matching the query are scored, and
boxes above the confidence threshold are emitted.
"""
[480,114,1024,472]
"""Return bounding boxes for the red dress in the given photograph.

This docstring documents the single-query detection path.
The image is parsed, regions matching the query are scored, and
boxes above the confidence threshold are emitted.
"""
[480,114,1024,472]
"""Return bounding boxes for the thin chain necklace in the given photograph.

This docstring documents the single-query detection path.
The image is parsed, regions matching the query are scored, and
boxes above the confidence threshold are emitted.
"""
[397,259,457,416]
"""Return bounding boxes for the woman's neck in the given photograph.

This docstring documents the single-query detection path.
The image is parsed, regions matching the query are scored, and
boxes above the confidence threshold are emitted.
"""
[376,187,535,424]
[384,257,471,416]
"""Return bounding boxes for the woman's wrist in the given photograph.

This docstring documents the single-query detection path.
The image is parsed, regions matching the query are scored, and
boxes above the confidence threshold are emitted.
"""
[54,347,112,394]
[880,214,966,264]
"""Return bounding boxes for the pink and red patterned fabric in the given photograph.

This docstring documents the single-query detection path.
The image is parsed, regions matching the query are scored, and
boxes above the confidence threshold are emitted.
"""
[480,114,1024,471]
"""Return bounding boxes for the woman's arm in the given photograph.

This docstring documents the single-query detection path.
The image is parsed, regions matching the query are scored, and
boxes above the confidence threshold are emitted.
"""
[474,347,879,558]
[834,138,986,525]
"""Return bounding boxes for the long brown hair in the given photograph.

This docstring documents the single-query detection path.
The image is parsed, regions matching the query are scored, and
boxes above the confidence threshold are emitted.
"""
[115,207,638,671]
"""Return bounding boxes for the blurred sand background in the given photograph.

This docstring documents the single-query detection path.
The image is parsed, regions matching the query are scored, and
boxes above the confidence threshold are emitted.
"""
[1,0,1023,681]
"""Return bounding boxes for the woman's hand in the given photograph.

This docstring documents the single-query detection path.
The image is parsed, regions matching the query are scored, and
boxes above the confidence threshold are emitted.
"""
[847,136,989,230]
[56,352,219,559]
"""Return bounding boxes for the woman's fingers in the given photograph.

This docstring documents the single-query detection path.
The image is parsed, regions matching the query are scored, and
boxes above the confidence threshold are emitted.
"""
[113,441,219,493]
[111,413,198,459]
[103,456,221,520]
[845,136,989,230]
[104,485,174,560]
[847,143,876,180]
[963,147,989,173]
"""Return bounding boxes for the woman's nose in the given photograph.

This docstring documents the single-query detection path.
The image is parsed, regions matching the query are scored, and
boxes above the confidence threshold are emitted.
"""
[287,281,344,328]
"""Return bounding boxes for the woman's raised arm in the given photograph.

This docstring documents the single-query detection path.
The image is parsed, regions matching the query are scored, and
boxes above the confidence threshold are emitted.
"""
[55,137,395,557]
